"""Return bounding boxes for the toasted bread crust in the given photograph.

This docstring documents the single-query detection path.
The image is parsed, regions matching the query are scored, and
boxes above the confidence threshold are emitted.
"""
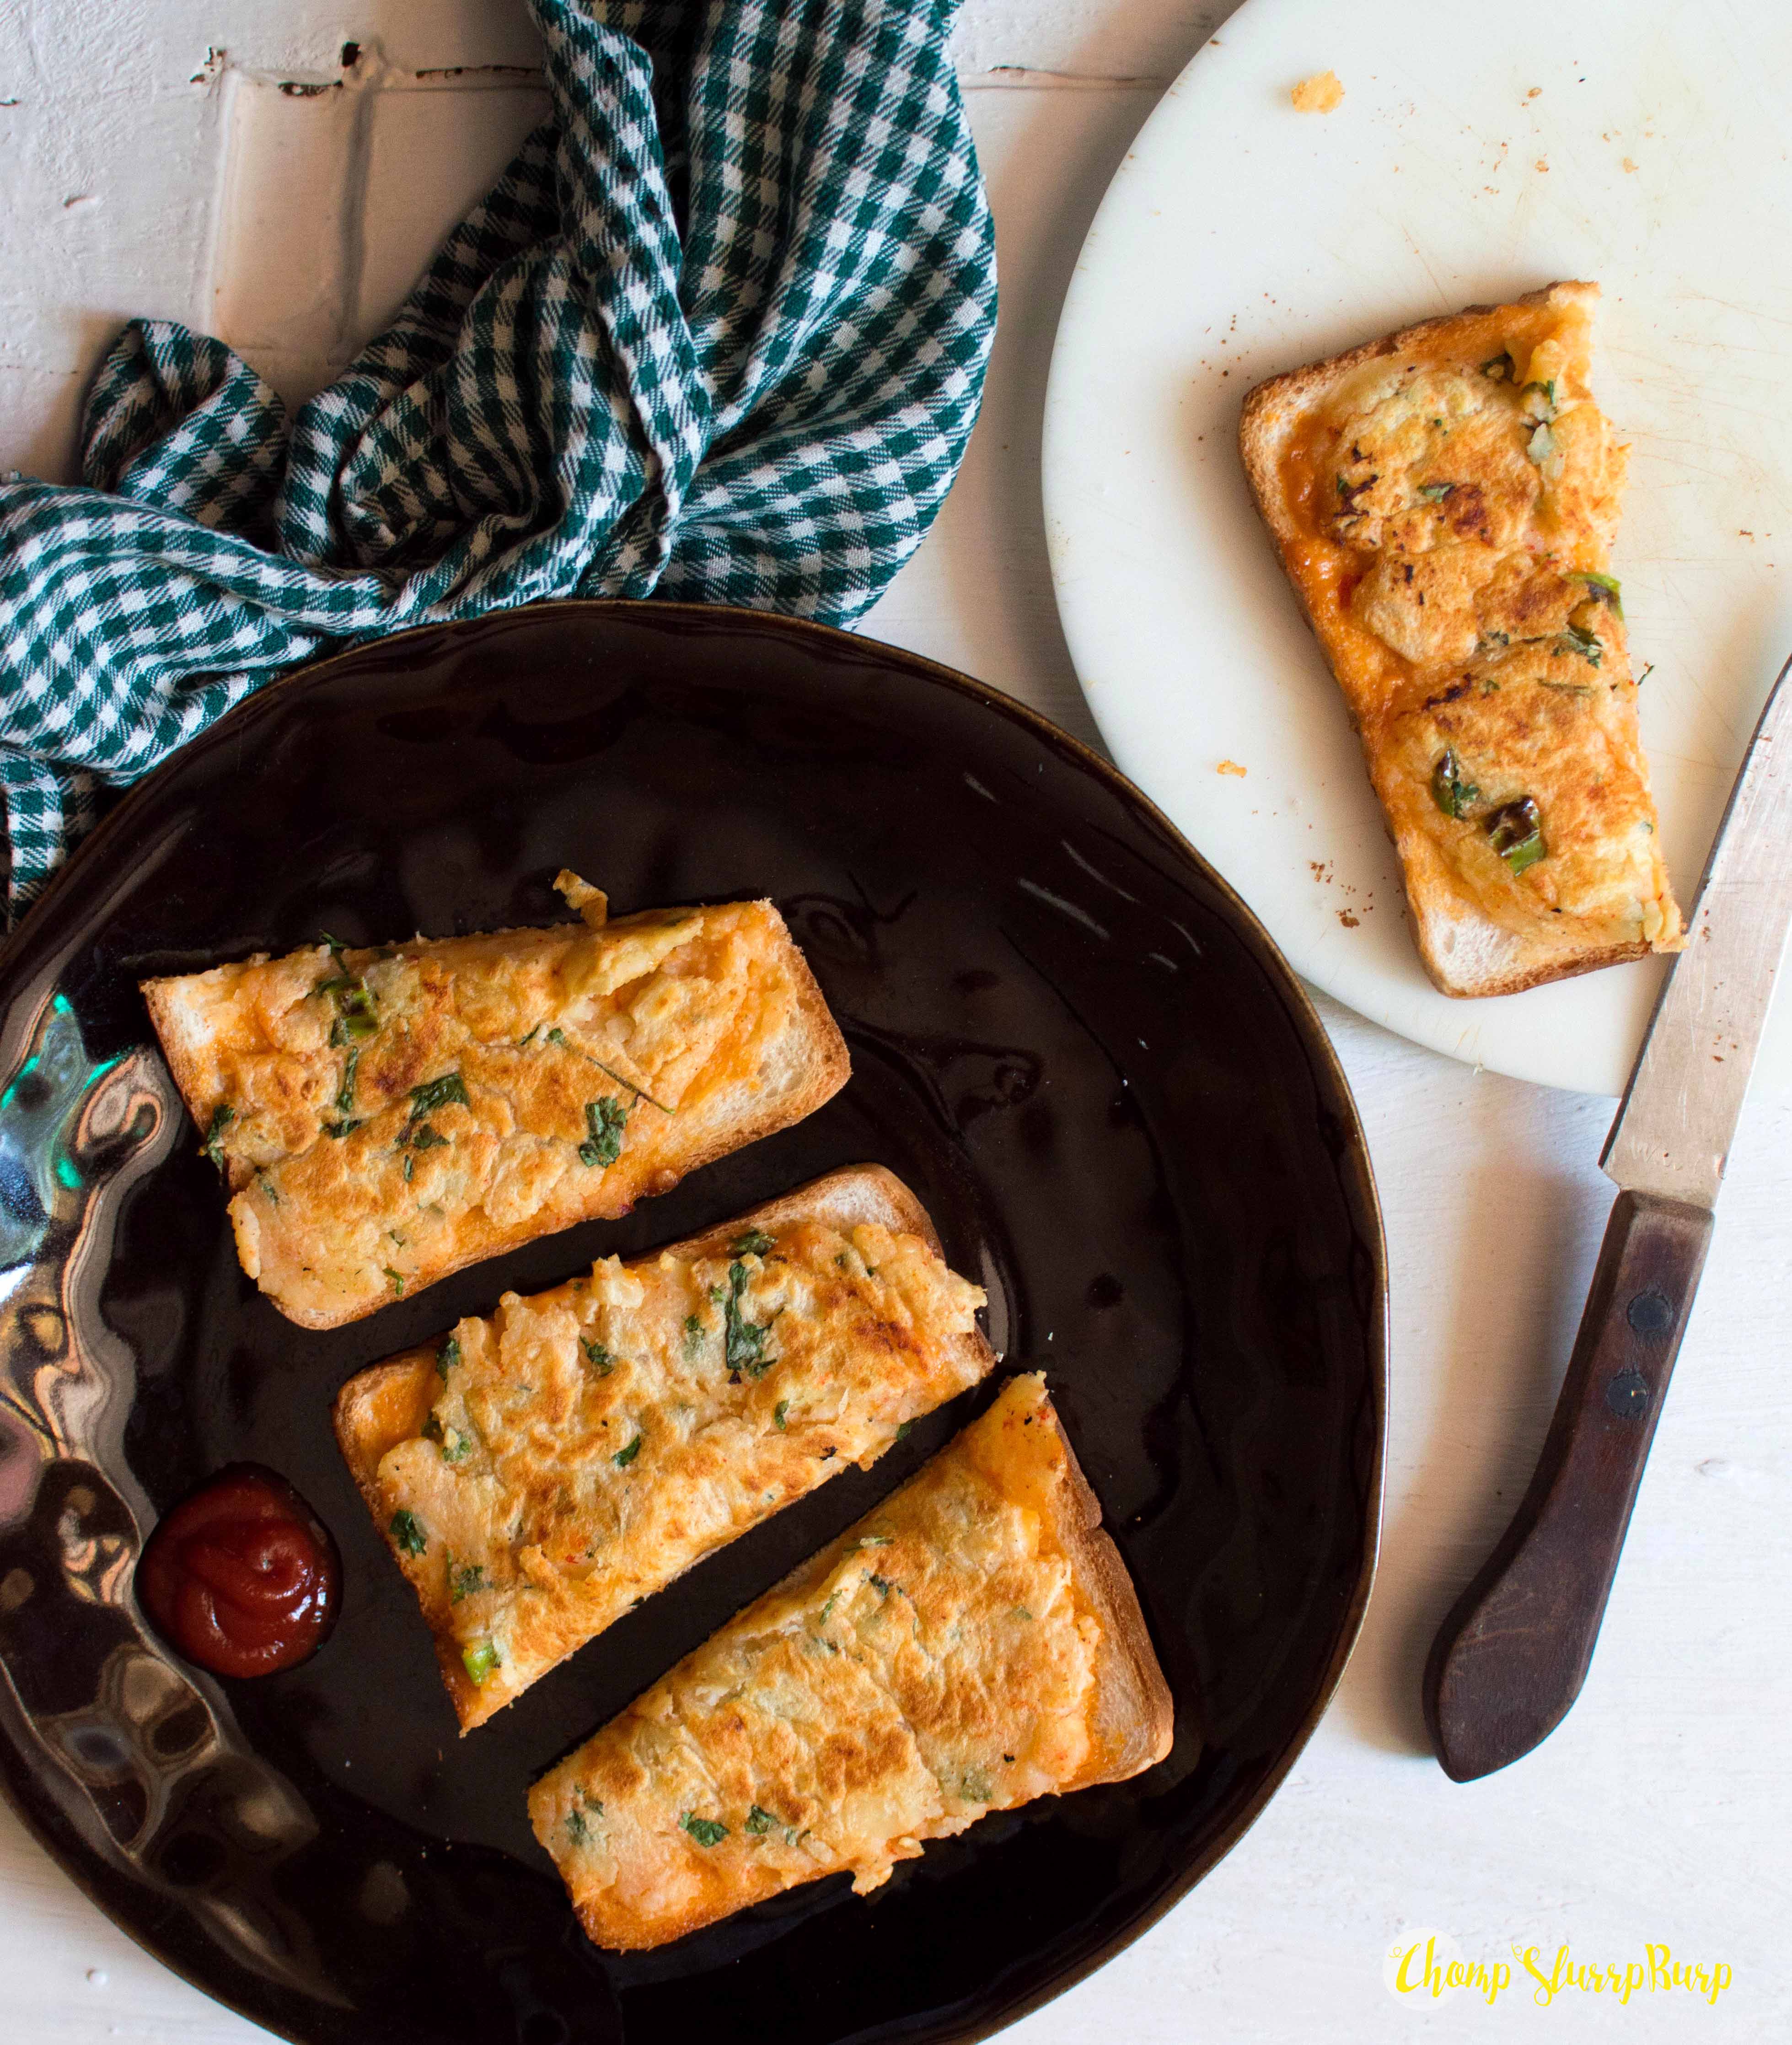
[333,1165,996,1731]
[1240,282,1681,998]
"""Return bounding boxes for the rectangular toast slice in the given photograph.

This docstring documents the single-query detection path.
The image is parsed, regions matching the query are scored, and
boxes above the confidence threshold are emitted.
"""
[333,1165,996,1731]
[141,873,849,1327]
[1239,280,1683,997]
[529,1371,1175,1952]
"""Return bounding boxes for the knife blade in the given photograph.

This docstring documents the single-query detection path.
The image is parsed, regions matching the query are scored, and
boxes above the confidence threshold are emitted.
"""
[1603,648,1792,1207]
[1423,647,1792,1781]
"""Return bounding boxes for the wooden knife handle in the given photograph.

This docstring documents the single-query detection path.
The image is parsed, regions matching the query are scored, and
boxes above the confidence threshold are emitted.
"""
[1422,1189,1712,1781]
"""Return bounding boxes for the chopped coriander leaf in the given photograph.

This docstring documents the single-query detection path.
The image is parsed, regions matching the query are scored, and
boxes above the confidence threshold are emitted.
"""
[1415,481,1454,503]
[565,1808,591,1846]
[408,1072,470,1119]
[581,1338,615,1374]
[335,1043,361,1119]
[389,1509,427,1556]
[546,1026,569,1046]
[895,1420,912,1442]
[612,1433,643,1468]
[451,1563,485,1602]
[405,1124,450,1152]
[1521,377,1557,417]
[722,1260,776,1377]
[383,1266,405,1295]
[773,1399,789,1431]
[1556,623,1603,666]
[323,1117,363,1139]
[745,1805,777,1835]
[819,1593,839,1622]
[461,1639,499,1684]
[730,1228,777,1258]
[578,1096,627,1168]
[437,1334,461,1377]
[682,1313,705,1356]
[260,1179,279,1204]
[961,1767,991,1802]
[1480,350,1515,381]
[201,1103,233,1169]
[681,1814,728,1847]
[421,1412,444,1446]
[1430,748,1481,821]
[867,1573,892,1595]
[517,1024,541,1047]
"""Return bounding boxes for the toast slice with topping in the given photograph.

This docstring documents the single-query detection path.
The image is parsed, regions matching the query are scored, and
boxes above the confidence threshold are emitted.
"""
[529,1371,1174,1951]
[333,1166,996,1731]
[141,873,849,1327]
[1239,281,1682,996]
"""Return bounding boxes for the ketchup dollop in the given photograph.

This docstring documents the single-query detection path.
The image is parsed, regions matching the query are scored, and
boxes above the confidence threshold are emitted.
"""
[138,1464,340,1678]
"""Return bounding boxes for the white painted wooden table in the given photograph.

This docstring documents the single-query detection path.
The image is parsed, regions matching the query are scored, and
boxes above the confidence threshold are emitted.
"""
[3,3,1787,2036]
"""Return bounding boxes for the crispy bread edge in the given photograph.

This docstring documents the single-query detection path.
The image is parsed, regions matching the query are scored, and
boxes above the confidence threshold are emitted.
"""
[1041,1404,1175,1786]
[1237,281,1642,998]
[333,1162,991,1734]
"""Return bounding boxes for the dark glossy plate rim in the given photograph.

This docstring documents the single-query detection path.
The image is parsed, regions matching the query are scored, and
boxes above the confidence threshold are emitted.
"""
[0,598,1388,2043]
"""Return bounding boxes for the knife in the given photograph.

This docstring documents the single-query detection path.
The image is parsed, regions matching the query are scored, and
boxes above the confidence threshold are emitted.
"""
[1422,647,1792,1782]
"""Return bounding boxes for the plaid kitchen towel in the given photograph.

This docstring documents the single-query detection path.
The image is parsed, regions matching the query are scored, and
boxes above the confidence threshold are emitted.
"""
[0,0,995,918]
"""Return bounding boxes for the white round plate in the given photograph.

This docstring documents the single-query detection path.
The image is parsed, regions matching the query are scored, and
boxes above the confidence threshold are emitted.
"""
[1044,0,1792,1097]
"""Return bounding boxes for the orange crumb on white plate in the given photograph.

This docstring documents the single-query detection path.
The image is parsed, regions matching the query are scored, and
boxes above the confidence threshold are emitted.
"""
[1216,759,1248,777]
[1290,70,1344,113]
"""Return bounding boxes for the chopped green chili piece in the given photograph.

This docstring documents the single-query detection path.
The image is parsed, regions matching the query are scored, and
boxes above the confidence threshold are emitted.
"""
[1576,570,1623,617]
[612,1433,643,1468]
[1430,748,1481,820]
[461,1640,499,1684]
[201,1103,233,1169]
[1486,796,1546,876]
[389,1509,427,1556]
[1416,481,1454,503]
[681,1814,727,1847]
[383,1266,405,1295]
[773,1399,789,1431]
[578,1096,627,1167]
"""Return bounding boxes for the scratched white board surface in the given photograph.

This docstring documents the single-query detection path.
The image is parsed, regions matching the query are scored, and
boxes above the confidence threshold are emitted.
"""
[1045,0,1792,1098]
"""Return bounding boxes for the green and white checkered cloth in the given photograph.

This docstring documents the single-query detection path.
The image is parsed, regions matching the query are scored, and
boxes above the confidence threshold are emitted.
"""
[0,0,994,918]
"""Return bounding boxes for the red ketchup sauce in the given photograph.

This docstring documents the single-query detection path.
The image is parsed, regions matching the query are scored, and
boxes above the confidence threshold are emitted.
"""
[138,1464,340,1677]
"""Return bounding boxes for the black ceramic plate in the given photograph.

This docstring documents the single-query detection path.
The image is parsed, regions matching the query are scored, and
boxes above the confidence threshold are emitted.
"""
[0,602,1384,2045]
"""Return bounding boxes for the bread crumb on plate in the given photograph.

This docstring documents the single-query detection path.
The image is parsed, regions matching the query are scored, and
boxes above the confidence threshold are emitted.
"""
[1290,70,1344,113]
